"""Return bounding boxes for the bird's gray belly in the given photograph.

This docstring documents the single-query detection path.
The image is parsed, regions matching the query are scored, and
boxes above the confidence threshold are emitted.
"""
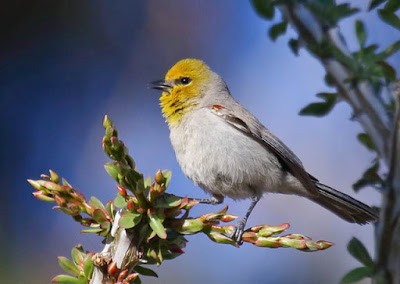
[169,112,285,199]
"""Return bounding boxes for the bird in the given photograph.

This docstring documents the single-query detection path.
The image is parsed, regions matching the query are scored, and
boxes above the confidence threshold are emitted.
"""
[151,58,378,244]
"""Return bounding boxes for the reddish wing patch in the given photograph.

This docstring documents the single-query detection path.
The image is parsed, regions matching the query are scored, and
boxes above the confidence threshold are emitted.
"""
[212,105,224,110]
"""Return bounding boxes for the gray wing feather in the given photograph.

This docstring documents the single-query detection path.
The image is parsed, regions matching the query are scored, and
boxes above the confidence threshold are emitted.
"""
[210,105,319,195]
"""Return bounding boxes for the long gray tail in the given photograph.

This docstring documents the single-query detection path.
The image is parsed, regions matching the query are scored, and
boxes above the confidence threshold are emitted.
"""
[310,181,378,224]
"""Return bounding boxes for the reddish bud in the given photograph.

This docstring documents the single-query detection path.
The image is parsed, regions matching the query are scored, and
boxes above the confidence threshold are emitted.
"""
[32,191,54,202]
[55,195,67,206]
[84,203,95,215]
[169,244,185,254]
[116,185,127,197]
[117,269,128,282]
[127,200,134,211]
[107,261,117,276]
[125,272,139,282]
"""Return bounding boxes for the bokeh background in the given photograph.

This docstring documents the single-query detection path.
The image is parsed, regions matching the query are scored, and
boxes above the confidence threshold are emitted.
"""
[1,1,398,283]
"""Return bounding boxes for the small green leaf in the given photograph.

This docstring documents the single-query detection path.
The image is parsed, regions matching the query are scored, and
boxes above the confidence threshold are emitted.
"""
[251,0,275,20]
[52,275,85,284]
[381,40,400,59]
[288,38,299,55]
[71,245,85,265]
[134,266,158,278]
[119,211,142,229]
[155,195,182,208]
[83,256,94,279]
[92,209,108,223]
[133,276,142,284]
[368,0,386,11]
[384,0,400,12]
[353,160,382,192]
[162,170,172,188]
[378,9,400,30]
[341,267,373,283]
[299,93,337,117]
[89,196,106,210]
[148,210,167,239]
[58,257,81,277]
[269,21,288,41]
[81,228,103,234]
[114,193,127,208]
[144,176,152,189]
[376,61,397,81]
[355,20,366,47]
[357,133,376,151]
[347,237,375,268]
[104,162,119,182]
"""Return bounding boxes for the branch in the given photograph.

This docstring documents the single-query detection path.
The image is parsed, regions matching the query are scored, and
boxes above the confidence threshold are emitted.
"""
[278,2,392,163]
[28,115,334,283]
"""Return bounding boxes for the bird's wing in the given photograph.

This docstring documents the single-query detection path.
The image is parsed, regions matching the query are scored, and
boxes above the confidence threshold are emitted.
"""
[209,104,319,195]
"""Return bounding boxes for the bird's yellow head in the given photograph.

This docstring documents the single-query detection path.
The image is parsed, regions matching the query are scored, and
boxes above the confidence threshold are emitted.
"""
[151,59,212,126]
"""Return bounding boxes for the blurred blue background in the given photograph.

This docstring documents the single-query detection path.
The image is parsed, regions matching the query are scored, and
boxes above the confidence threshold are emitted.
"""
[1,1,398,283]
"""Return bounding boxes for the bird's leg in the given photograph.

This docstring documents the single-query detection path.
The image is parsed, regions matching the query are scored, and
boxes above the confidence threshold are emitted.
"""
[192,194,224,205]
[162,193,224,205]
[231,195,261,245]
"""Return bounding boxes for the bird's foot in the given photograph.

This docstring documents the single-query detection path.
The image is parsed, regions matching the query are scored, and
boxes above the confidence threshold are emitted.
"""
[231,218,248,245]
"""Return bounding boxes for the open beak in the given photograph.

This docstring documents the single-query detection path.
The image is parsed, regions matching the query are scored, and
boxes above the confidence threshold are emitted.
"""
[149,80,172,92]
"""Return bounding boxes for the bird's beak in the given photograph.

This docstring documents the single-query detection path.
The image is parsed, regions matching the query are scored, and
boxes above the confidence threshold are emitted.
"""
[149,80,173,92]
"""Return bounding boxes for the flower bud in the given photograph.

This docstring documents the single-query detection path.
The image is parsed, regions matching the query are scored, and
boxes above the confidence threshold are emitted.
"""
[116,185,127,197]
[32,191,54,202]
[155,170,166,185]
[49,170,59,184]
[107,261,117,276]
[103,115,113,128]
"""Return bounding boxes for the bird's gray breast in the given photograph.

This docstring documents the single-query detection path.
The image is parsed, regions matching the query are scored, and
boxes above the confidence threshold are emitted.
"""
[169,108,284,199]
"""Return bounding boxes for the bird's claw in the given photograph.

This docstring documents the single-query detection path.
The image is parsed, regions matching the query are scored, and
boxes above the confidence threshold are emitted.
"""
[231,219,247,245]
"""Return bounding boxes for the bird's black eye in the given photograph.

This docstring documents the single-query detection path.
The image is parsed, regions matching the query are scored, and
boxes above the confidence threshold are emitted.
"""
[180,77,191,85]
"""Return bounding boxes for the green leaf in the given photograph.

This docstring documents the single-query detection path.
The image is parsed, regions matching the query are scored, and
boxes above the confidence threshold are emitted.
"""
[81,228,103,234]
[71,245,85,265]
[104,162,119,182]
[384,40,400,58]
[52,275,85,284]
[83,257,94,279]
[378,9,400,30]
[299,93,337,117]
[355,20,366,47]
[347,237,375,268]
[144,176,152,189]
[134,266,158,278]
[155,195,182,208]
[342,267,373,283]
[385,0,400,12]
[288,38,299,56]
[251,0,275,20]
[162,170,172,188]
[133,276,142,284]
[148,210,167,239]
[352,160,382,192]
[357,133,375,151]
[89,196,105,210]
[377,61,397,81]
[114,193,127,208]
[119,211,142,229]
[92,209,108,223]
[306,3,358,26]
[58,257,81,277]
[368,0,386,11]
[269,21,288,41]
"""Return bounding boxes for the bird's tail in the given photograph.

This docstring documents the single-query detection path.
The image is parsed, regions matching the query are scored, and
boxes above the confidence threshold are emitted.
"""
[309,181,378,224]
